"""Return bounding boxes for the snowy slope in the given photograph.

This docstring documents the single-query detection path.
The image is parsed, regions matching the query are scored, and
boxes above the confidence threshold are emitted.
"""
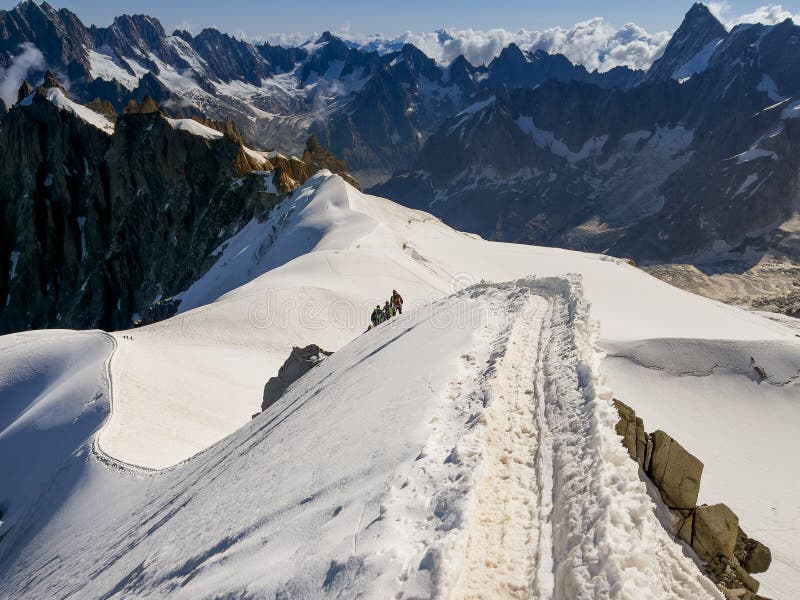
[21,88,116,134]
[0,282,721,599]
[1,172,798,597]
[0,330,113,534]
[165,117,224,140]
[99,172,792,469]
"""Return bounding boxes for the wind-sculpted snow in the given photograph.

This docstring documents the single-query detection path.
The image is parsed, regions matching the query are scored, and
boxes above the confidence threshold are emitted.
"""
[0,280,720,599]
[0,331,114,539]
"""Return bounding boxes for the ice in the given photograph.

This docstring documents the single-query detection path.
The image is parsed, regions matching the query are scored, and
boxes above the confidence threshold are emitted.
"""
[516,115,609,164]
[734,147,778,163]
[87,48,140,90]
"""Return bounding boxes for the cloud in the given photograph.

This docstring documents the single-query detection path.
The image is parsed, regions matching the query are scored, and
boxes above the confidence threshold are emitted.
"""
[708,2,799,27]
[0,42,46,107]
[737,4,800,24]
[256,5,799,73]
[262,20,670,72]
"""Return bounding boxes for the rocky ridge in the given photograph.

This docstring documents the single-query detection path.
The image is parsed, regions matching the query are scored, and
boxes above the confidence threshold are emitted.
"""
[0,73,357,333]
[0,1,642,178]
[614,399,772,599]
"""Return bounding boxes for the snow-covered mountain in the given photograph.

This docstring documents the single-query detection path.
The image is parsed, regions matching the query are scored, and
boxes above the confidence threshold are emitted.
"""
[0,1,643,180]
[1,171,798,598]
[0,72,359,333]
[375,4,800,315]
[0,172,800,598]
[644,3,727,83]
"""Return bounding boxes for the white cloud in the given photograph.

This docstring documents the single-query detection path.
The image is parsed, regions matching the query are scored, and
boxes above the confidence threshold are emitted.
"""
[255,5,799,73]
[0,43,46,107]
[737,4,800,25]
[261,20,670,73]
[708,2,799,27]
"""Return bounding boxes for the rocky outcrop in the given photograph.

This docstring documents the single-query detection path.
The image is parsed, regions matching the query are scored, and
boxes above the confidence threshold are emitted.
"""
[301,135,361,190]
[0,80,354,334]
[124,94,159,114]
[612,399,772,599]
[259,345,333,413]
[86,97,117,121]
[649,429,704,509]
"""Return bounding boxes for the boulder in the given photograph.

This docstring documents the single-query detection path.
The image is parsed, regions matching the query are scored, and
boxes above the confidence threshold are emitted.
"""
[733,561,760,593]
[261,345,333,412]
[735,527,772,574]
[693,503,739,562]
[648,430,703,509]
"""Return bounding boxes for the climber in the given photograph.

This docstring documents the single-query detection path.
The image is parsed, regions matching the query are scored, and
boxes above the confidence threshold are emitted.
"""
[391,289,403,315]
[371,305,383,327]
[383,300,394,321]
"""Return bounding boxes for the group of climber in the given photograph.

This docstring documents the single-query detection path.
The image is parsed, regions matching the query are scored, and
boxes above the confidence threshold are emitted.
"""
[370,289,403,327]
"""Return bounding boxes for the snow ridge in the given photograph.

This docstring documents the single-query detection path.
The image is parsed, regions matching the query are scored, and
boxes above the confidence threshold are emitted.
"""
[533,277,721,599]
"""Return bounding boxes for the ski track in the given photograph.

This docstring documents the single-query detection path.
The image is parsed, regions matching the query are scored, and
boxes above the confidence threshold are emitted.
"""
[455,294,548,599]
[381,280,721,599]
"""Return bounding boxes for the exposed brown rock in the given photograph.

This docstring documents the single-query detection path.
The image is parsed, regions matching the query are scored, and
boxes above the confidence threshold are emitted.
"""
[301,134,361,190]
[124,95,159,114]
[191,115,244,144]
[17,80,33,104]
[612,399,647,467]
[41,69,64,91]
[86,98,117,122]
[674,508,694,545]
[648,429,703,509]
[735,527,772,574]
[693,503,739,562]
[610,399,772,598]
[139,95,159,113]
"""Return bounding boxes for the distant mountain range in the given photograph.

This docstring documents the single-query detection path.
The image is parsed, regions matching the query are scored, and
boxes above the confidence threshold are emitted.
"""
[2,1,800,332]
[375,3,800,269]
[0,0,644,180]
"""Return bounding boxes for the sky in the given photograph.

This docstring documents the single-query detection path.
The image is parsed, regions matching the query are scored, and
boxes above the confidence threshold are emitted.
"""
[3,1,800,73]
[3,0,800,39]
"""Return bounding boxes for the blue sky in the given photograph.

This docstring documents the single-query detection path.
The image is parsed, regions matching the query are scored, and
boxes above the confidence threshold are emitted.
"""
[4,1,800,38]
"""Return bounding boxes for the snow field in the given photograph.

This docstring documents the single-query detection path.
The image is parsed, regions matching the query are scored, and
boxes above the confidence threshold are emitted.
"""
[0,330,113,537]
[604,337,800,599]
[3,172,798,597]
[165,117,225,140]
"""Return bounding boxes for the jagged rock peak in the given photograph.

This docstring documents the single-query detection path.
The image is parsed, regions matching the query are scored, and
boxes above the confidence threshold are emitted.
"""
[172,29,193,42]
[86,97,117,121]
[646,2,727,81]
[42,69,62,90]
[124,94,159,114]
[17,80,34,104]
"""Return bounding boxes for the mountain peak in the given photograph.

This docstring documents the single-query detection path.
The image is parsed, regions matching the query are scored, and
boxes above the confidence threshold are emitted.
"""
[645,2,727,82]
[678,3,727,39]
